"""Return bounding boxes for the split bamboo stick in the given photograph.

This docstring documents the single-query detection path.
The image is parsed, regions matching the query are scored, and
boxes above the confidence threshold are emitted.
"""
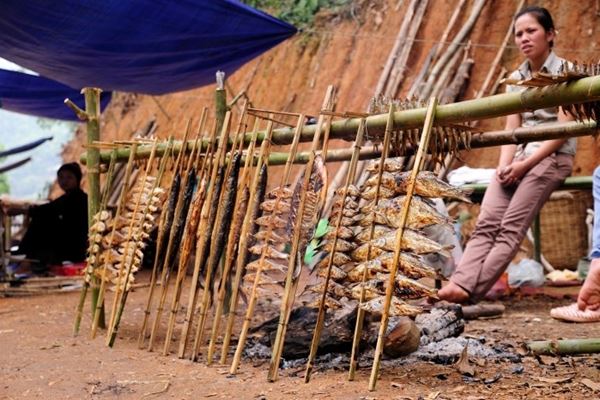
[177,114,232,359]
[266,86,336,382]
[304,118,366,382]
[219,119,266,364]
[348,106,395,381]
[83,74,600,164]
[369,97,438,391]
[229,114,305,373]
[164,106,248,357]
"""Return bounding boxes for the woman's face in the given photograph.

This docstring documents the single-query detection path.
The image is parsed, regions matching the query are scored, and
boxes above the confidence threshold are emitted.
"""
[58,170,79,192]
[514,13,554,61]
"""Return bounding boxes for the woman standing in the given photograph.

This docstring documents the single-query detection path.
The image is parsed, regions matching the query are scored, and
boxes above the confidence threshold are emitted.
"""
[439,6,576,303]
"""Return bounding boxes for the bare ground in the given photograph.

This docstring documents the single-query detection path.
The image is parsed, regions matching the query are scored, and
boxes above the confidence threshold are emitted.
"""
[1,272,599,400]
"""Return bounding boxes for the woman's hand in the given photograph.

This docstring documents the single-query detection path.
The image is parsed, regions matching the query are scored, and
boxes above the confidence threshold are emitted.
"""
[498,159,530,186]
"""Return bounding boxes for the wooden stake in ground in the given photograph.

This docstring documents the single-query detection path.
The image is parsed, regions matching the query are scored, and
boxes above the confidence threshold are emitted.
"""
[304,117,366,382]
[348,106,395,381]
[369,97,438,391]
[266,86,335,382]
[229,113,305,373]
[177,114,232,359]
[89,147,135,339]
[219,119,267,365]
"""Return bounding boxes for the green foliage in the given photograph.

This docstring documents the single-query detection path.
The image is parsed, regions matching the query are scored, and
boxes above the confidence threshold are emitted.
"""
[304,218,329,265]
[244,0,352,28]
[0,174,9,195]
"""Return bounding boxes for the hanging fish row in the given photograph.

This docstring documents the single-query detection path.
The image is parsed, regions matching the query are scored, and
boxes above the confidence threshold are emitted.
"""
[87,176,165,291]
[308,157,472,318]
[503,61,600,123]
[366,96,474,162]
[244,156,327,301]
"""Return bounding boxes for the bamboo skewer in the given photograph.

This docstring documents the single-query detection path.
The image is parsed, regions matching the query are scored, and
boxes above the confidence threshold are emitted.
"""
[88,149,124,338]
[266,86,336,382]
[304,118,366,382]
[186,111,248,359]
[369,97,438,391]
[106,139,161,346]
[229,114,305,372]
[219,119,265,364]
[74,147,118,336]
[161,109,236,356]
[177,114,232,359]
[348,106,395,381]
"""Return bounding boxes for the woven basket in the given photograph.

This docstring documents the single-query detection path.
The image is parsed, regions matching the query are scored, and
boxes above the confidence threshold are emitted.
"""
[539,190,593,270]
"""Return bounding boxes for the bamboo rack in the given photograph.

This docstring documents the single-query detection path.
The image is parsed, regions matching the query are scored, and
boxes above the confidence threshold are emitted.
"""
[81,74,600,164]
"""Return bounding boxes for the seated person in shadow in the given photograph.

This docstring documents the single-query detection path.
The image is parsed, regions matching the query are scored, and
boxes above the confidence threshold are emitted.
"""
[6,162,88,274]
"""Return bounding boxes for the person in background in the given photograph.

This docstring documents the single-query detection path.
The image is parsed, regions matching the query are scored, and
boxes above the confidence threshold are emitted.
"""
[6,162,88,274]
[439,6,576,303]
[551,166,600,322]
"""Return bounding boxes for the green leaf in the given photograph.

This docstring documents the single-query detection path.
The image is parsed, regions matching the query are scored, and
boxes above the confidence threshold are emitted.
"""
[314,218,329,238]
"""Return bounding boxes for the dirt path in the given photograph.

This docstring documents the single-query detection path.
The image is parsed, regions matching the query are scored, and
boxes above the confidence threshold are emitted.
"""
[1,278,599,399]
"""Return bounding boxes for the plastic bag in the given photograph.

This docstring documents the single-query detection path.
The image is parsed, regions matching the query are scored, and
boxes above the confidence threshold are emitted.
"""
[506,258,545,288]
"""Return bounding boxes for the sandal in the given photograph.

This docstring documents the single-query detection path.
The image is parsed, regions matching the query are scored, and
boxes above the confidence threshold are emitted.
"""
[550,303,600,323]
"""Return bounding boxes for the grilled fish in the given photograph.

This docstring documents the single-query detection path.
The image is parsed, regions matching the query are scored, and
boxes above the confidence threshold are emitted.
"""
[316,251,353,268]
[365,158,404,173]
[360,196,450,229]
[306,296,342,310]
[394,275,438,300]
[350,251,438,280]
[246,258,286,272]
[306,280,349,298]
[354,224,394,244]
[347,261,387,282]
[349,280,386,301]
[322,238,357,253]
[317,264,348,280]
[248,243,288,259]
[365,171,471,203]
[369,229,452,256]
[335,185,360,198]
[260,198,291,213]
[324,225,357,240]
[359,296,423,317]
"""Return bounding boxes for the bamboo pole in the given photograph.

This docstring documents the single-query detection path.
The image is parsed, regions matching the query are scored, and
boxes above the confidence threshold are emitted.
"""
[219,119,265,365]
[177,114,232,359]
[430,0,466,64]
[83,74,600,164]
[266,86,336,382]
[369,98,438,391]
[526,339,600,355]
[305,118,366,382]
[477,0,525,98]
[420,0,486,99]
[348,106,395,381]
[229,115,304,372]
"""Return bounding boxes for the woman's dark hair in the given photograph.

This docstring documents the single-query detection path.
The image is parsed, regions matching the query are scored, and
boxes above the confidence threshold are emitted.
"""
[514,6,555,47]
[58,162,82,184]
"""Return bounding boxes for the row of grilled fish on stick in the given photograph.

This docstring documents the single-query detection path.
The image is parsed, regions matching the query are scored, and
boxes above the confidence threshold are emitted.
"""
[243,156,327,298]
[307,157,471,318]
[86,176,165,291]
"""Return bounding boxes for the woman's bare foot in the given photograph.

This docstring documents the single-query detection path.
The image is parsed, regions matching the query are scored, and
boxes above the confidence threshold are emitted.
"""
[578,259,600,311]
[438,281,470,303]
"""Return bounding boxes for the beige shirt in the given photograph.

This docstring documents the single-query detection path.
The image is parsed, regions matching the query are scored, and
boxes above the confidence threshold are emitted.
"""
[505,51,577,157]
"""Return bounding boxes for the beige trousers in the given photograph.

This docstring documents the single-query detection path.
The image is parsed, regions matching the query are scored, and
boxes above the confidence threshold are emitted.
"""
[451,153,573,301]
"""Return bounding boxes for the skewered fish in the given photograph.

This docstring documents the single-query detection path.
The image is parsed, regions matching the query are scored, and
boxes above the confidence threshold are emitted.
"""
[368,229,452,256]
[359,196,450,229]
[306,280,350,298]
[393,275,439,300]
[322,238,357,253]
[359,296,422,317]
[316,264,348,280]
[364,171,472,203]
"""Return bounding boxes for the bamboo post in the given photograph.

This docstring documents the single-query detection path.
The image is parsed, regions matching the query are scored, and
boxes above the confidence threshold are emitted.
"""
[219,119,265,364]
[304,118,366,382]
[215,71,228,137]
[430,0,466,64]
[526,339,600,355]
[266,86,336,382]
[177,114,232,359]
[369,97,438,391]
[70,87,103,334]
[229,115,305,372]
[348,106,396,381]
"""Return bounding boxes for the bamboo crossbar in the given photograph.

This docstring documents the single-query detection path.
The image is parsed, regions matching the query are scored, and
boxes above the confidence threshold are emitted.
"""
[81,75,600,165]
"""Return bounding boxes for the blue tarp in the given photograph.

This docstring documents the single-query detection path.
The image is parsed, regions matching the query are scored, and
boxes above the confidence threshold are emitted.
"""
[0,69,111,121]
[0,0,296,95]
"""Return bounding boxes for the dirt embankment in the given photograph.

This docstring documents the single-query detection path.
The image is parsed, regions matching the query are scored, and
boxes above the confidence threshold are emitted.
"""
[64,0,600,176]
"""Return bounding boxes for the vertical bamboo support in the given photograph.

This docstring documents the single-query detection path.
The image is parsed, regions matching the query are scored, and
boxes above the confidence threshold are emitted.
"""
[71,87,103,335]
[304,118,366,382]
[229,115,304,373]
[215,71,228,139]
[348,106,395,381]
[369,97,438,391]
[266,86,335,382]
